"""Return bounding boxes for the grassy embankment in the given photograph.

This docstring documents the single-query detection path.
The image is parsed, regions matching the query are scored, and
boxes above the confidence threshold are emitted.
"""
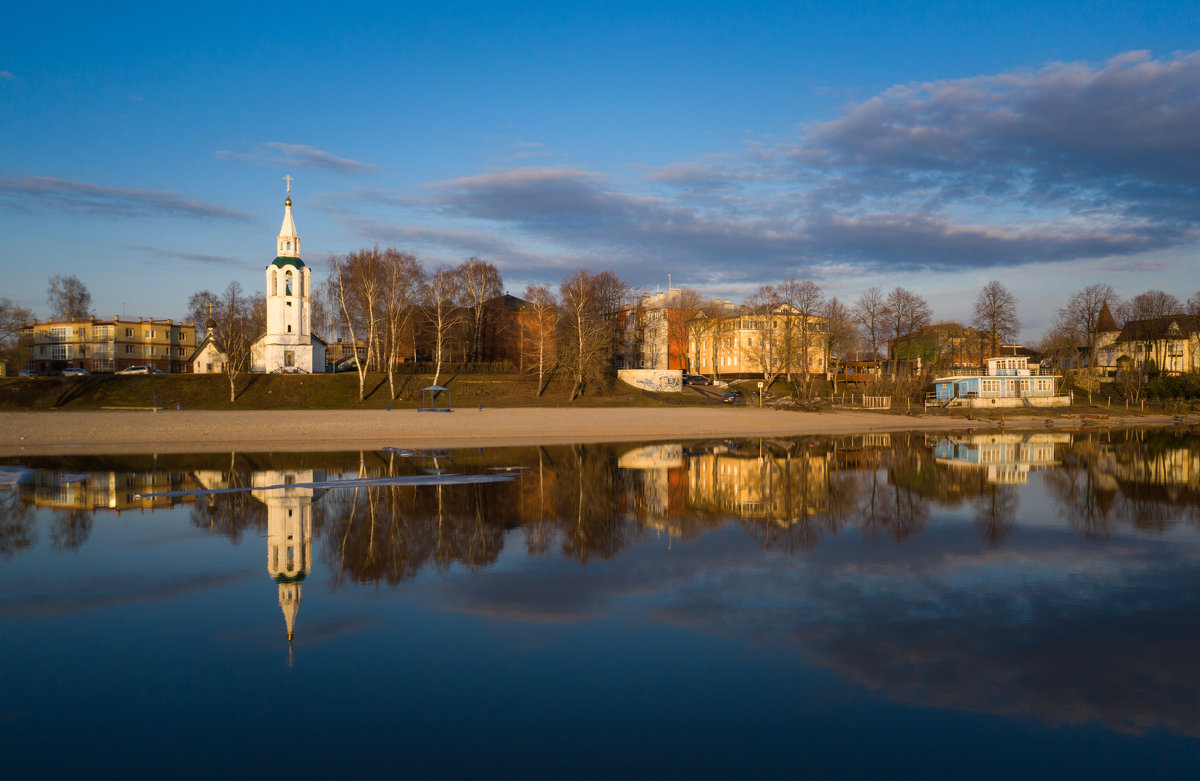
[2,372,1193,423]
[0,372,710,411]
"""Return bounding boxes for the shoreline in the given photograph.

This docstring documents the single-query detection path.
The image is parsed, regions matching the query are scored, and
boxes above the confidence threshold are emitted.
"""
[1,407,1195,457]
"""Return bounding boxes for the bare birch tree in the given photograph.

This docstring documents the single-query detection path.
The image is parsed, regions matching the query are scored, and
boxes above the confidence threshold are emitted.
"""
[558,269,628,401]
[210,281,257,403]
[47,275,92,321]
[520,283,557,399]
[330,248,386,401]
[380,248,424,399]
[458,257,503,363]
[422,266,464,387]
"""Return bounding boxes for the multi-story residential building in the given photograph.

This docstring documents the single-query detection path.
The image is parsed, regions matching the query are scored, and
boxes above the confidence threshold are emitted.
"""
[616,288,729,371]
[687,303,827,380]
[19,316,197,374]
[1094,307,1199,378]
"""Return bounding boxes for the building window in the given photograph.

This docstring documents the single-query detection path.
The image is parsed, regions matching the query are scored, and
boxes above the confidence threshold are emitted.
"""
[285,271,293,296]
[126,328,133,337]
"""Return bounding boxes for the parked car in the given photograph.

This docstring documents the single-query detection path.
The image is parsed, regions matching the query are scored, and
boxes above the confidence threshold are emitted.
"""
[61,368,91,377]
[148,367,167,374]
[722,390,745,404]
[18,369,38,378]
[117,365,150,375]
[683,374,713,386]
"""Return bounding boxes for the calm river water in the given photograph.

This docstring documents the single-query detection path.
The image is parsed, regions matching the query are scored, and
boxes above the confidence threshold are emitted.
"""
[2,428,1199,778]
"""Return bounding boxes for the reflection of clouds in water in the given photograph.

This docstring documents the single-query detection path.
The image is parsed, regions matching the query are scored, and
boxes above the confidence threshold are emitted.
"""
[0,571,252,618]
[419,527,1200,737]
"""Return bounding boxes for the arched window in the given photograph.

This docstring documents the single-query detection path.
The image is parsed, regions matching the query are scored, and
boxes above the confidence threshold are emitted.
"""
[285,271,293,296]
[271,269,278,296]
[300,272,305,298]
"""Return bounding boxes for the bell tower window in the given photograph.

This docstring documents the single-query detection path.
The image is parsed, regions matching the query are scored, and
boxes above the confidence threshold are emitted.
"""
[285,271,293,296]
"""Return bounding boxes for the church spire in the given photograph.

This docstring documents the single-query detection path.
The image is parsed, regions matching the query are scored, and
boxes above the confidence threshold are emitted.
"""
[277,175,300,258]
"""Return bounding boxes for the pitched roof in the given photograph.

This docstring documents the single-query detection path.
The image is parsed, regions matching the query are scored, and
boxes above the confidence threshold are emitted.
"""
[485,293,530,310]
[1117,314,1197,343]
[1097,302,1119,333]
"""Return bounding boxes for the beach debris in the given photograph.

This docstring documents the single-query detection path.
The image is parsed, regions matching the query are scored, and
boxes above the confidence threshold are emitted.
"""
[384,447,426,457]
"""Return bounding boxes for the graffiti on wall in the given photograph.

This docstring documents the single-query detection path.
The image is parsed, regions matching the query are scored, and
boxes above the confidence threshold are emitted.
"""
[617,369,683,393]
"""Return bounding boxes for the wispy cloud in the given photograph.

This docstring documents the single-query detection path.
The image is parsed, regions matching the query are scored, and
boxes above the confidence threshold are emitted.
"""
[0,70,15,80]
[344,217,598,273]
[214,141,376,173]
[129,246,257,270]
[0,176,248,220]
[410,50,1200,283]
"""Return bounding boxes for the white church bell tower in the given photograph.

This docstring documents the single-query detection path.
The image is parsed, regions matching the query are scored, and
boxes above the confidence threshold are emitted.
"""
[253,176,324,372]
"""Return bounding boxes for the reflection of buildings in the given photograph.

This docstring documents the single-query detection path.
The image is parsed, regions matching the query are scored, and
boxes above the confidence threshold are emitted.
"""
[617,444,687,536]
[934,433,1071,484]
[20,469,199,512]
[251,470,322,662]
[687,444,829,523]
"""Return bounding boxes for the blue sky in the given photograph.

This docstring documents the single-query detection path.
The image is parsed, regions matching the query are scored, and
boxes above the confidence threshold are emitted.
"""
[2,0,1198,340]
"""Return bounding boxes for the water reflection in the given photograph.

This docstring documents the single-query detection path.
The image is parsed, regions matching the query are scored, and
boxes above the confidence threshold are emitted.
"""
[2,428,1199,745]
[3,429,1199,561]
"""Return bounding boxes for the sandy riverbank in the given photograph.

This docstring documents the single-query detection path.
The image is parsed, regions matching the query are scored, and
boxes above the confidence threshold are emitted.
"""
[0,407,1194,456]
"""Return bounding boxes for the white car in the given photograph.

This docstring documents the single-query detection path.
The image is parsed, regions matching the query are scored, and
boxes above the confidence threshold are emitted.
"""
[117,365,150,375]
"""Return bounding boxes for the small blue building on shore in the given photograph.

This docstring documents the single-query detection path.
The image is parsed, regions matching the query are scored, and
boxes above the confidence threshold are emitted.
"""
[928,357,1069,409]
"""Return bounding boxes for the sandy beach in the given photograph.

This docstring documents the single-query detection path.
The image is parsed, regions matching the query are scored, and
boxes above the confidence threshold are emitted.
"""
[1,407,1193,456]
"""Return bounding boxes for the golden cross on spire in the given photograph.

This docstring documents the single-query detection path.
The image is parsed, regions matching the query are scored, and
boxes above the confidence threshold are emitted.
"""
[206,300,214,317]
[284,174,294,195]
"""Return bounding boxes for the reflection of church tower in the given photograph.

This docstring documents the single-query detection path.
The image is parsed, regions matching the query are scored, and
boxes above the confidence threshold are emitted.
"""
[252,470,317,664]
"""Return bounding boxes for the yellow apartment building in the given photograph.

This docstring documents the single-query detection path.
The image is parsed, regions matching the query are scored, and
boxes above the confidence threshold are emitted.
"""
[687,304,828,379]
[20,316,197,374]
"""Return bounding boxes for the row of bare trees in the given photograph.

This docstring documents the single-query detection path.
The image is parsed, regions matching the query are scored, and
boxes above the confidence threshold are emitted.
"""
[326,248,632,401]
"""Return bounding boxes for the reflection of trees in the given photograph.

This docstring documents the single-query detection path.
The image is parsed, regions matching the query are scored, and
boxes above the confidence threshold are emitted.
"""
[741,444,827,554]
[972,486,1017,546]
[859,470,930,545]
[50,508,93,551]
[323,452,510,585]
[555,445,636,563]
[1045,430,1200,539]
[189,457,267,542]
[0,490,37,559]
[521,448,556,556]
